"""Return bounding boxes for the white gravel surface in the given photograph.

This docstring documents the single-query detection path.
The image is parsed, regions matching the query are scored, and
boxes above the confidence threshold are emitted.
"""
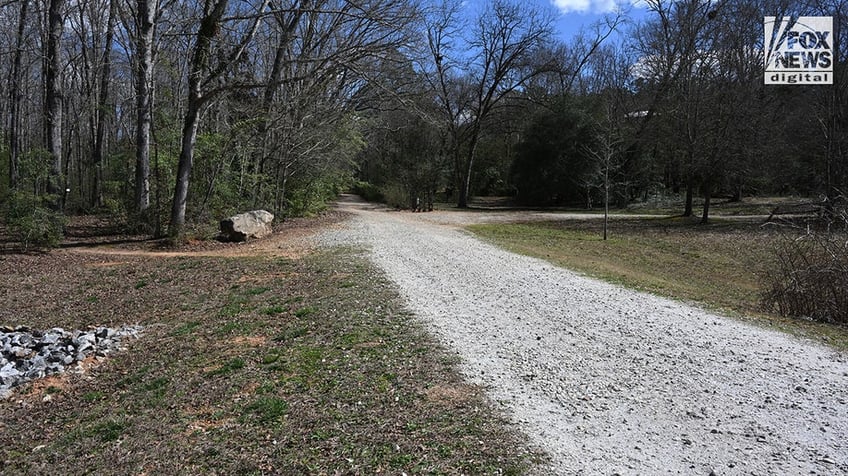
[319,198,848,475]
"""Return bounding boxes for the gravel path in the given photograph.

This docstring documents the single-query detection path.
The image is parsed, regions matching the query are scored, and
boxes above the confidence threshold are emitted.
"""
[319,198,848,475]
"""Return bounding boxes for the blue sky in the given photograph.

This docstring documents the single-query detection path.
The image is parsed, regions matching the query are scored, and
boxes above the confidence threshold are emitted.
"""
[456,0,652,49]
[551,0,650,41]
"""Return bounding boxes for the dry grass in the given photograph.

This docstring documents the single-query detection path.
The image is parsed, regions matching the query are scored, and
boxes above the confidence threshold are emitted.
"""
[468,216,848,350]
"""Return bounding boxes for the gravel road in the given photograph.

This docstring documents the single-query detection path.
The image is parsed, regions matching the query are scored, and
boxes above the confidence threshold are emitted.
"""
[319,197,848,475]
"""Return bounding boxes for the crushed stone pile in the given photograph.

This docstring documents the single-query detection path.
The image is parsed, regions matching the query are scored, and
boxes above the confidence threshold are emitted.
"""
[0,325,142,398]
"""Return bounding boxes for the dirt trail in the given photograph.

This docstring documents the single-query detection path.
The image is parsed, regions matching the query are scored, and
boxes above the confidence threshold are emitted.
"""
[64,215,333,260]
[320,196,848,475]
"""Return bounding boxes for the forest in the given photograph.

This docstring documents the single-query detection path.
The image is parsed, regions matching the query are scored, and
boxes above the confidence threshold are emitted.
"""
[0,0,846,244]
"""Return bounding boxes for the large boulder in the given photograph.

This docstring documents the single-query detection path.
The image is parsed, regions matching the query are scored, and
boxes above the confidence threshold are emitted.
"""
[219,210,274,242]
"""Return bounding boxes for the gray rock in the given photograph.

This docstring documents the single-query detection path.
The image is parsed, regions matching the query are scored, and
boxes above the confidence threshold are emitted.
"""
[0,324,142,398]
[0,363,21,382]
[42,332,60,345]
[219,210,274,242]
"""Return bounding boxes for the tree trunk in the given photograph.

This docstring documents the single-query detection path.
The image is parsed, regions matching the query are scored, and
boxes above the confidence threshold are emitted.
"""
[701,179,712,225]
[169,0,230,237]
[730,183,742,202]
[253,6,305,208]
[8,0,29,190]
[135,0,156,216]
[45,0,67,208]
[603,165,609,241]
[683,176,694,217]
[94,0,117,209]
[458,134,479,209]
[169,98,201,237]
[823,19,845,217]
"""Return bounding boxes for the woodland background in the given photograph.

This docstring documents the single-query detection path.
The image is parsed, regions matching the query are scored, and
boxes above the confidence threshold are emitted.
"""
[0,0,846,243]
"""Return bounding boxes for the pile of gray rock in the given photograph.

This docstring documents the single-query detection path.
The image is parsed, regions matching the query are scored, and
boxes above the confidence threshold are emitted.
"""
[0,325,142,398]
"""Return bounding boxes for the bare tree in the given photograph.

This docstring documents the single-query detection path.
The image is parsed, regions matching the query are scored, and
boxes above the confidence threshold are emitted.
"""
[133,0,158,217]
[8,0,29,188]
[7,0,29,191]
[809,0,848,212]
[251,0,419,214]
[584,130,622,240]
[45,0,67,207]
[92,0,117,209]
[423,0,552,208]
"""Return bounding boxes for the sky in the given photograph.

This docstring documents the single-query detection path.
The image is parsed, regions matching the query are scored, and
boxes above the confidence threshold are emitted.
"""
[550,0,650,41]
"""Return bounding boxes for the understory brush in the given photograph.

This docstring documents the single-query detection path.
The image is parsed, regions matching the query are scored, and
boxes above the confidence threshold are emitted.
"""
[4,190,67,249]
[761,212,848,325]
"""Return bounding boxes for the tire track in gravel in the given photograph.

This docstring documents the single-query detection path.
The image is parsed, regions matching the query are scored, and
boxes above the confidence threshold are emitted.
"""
[319,198,848,475]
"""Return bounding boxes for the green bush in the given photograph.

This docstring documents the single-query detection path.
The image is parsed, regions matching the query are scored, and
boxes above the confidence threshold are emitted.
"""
[286,174,347,217]
[5,191,67,249]
[352,181,384,202]
[382,183,409,209]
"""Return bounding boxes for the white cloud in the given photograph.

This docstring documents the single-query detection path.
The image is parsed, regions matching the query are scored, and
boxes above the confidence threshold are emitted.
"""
[551,0,631,14]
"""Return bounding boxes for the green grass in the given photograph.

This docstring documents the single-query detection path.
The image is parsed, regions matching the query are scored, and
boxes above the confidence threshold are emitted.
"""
[293,306,316,317]
[82,391,105,402]
[261,304,287,315]
[470,218,763,312]
[468,217,848,350]
[207,358,246,376]
[171,321,201,337]
[240,396,289,425]
[245,286,271,296]
[87,419,128,442]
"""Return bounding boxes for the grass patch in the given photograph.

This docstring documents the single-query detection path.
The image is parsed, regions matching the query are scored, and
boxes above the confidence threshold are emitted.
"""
[274,326,307,342]
[87,419,128,442]
[207,358,246,376]
[240,396,289,425]
[468,218,848,349]
[470,219,763,313]
[218,294,252,318]
[0,245,540,474]
[261,304,287,315]
[82,391,105,402]
[171,321,201,337]
[293,306,316,317]
[260,353,280,365]
[245,286,271,296]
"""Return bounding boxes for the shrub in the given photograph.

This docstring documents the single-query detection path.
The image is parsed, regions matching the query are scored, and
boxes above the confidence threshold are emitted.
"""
[761,216,848,325]
[382,183,409,209]
[5,191,67,249]
[352,181,384,202]
[285,174,348,217]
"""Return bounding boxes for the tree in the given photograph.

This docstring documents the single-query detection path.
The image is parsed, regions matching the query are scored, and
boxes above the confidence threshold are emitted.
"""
[423,0,553,208]
[510,97,596,205]
[45,0,67,208]
[584,125,623,240]
[809,0,848,211]
[7,0,29,191]
[133,0,158,218]
[169,0,269,237]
